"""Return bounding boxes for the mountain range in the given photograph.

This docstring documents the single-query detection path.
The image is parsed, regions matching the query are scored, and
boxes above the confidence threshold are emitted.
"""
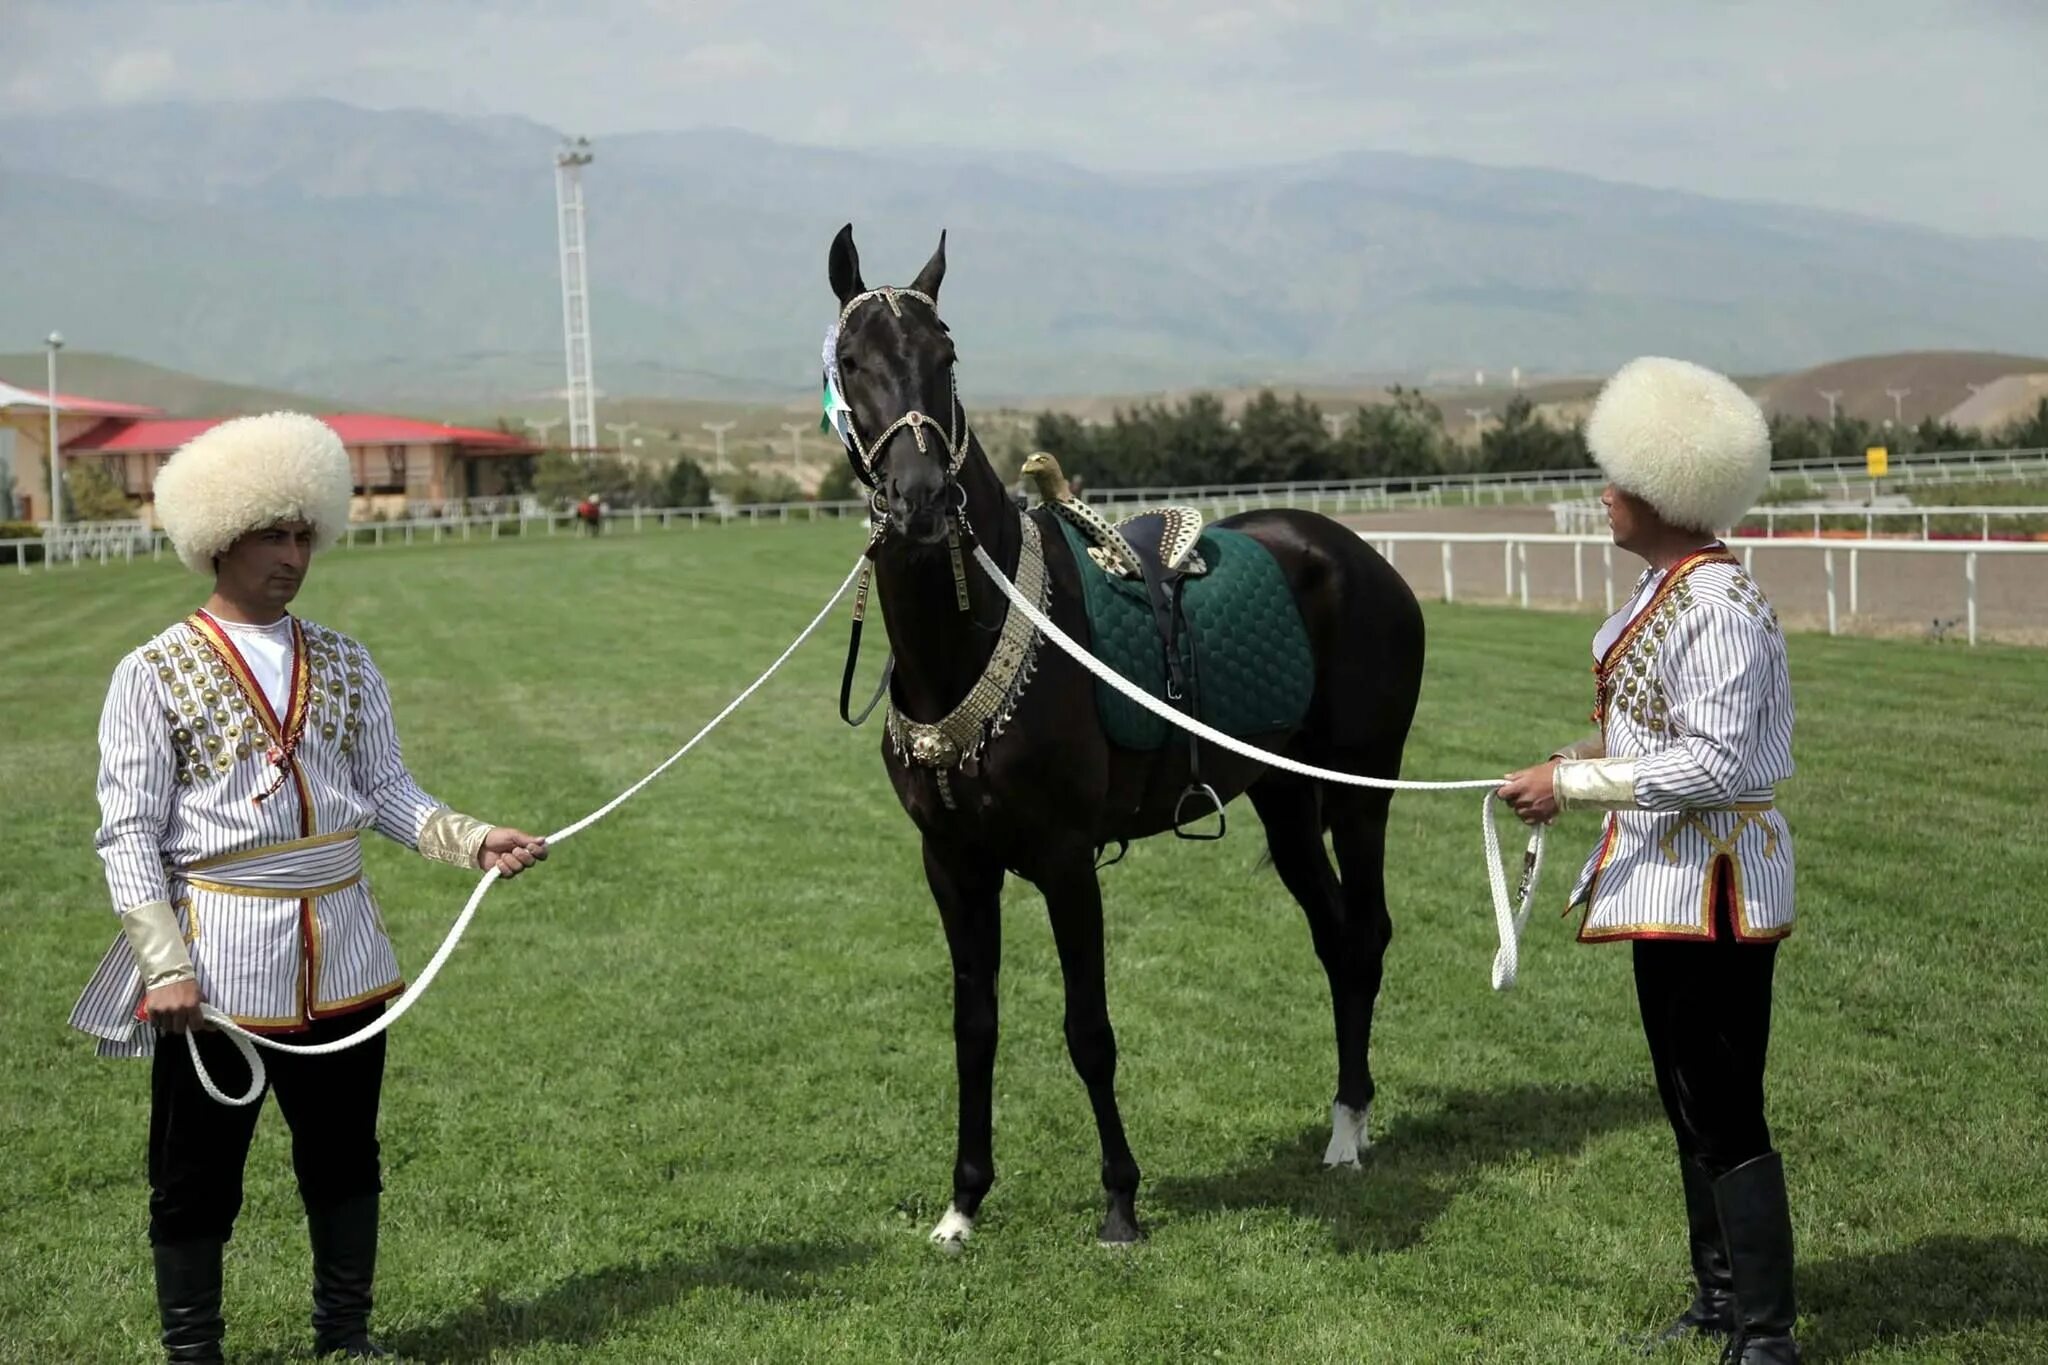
[3,98,2045,405]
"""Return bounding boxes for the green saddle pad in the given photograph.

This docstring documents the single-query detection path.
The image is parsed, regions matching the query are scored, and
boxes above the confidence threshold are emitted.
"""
[1050,514,1314,751]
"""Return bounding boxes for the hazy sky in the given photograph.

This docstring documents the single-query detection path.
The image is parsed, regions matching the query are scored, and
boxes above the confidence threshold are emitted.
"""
[7,0,2044,240]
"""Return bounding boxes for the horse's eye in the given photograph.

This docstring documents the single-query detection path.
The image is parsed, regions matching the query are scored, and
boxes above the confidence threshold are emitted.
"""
[841,355,860,376]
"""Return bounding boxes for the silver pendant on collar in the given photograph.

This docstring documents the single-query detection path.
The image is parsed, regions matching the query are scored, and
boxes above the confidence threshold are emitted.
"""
[888,515,1050,774]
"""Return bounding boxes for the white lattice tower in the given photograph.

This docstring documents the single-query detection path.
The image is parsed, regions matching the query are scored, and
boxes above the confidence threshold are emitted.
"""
[554,138,598,453]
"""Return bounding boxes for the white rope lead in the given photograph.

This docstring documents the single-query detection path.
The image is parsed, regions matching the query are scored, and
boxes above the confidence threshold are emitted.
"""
[967,543,1546,992]
[185,557,872,1106]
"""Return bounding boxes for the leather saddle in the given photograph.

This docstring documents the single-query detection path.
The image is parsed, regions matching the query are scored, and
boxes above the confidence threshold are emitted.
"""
[1099,506,1225,841]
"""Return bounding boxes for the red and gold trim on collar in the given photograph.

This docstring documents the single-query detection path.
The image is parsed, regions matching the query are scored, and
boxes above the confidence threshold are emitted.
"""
[186,611,312,809]
[1590,545,1738,726]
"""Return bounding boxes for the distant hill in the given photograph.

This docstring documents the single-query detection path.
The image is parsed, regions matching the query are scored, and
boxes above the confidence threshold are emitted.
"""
[3,99,2047,403]
[1942,373,2048,432]
[1751,351,2048,425]
[0,352,328,418]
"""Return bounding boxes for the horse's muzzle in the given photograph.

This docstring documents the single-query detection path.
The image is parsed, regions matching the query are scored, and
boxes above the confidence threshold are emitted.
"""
[889,495,952,546]
[894,509,949,546]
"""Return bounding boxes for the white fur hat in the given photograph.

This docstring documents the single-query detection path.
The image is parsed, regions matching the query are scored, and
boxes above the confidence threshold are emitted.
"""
[1583,357,1771,533]
[154,413,354,574]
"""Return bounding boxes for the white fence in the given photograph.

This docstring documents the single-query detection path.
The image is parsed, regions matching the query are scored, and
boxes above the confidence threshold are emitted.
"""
[3,501,881,570]
[1550,499,2048,541]
[6,487,1456,571]
[1356,530,2044,646]
[11,504,2039,647]
[1076,445,2048,509]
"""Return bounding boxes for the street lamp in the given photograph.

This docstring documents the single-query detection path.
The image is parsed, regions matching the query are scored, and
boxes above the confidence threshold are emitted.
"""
[1884,387,1911,425]
[524,416,564,447]
[602,420,640,451]
[1817,389,1842,422]
[46,331,63,529]
[700,420,735,473]
[780,422,808,479]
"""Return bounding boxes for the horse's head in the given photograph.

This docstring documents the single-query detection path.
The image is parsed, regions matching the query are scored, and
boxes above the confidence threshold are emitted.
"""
[826,224,962,546]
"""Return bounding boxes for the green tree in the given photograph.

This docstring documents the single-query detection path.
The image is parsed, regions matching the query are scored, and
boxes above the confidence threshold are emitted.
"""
[1823,415,1879,464]
[532,451,584,506]
[815,458,860,503]
[1337,386,1449,479]
[1237,390,1330,483]
[66,463,135,520]
[1156,393,1245,486]
[1032,413,1106,486]
[532,451,638,507]
[661,456,712,508]
[975,423,1032,491]
[1902,415,1977,455]
[1997,397,2048,450]
[1478,394,1587,472]
[727,471,804,505]
[1767,415,1828,466]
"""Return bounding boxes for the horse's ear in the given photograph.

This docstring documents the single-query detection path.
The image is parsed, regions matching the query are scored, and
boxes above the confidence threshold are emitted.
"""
[829,224,865,305]
[910,229,946,301]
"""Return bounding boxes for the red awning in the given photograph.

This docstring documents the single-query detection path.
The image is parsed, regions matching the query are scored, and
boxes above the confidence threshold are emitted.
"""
[0,380,162,418]
[63,414,535,455]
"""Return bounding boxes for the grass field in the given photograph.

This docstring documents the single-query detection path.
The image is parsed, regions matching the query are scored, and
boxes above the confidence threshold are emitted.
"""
[4,526,2046,1363]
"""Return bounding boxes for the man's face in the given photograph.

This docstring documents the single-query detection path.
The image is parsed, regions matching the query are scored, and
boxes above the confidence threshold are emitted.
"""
[1600,483,1651,550]
[215,520,315,612]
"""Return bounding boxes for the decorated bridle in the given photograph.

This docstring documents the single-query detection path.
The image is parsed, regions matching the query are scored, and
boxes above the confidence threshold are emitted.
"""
[823,286,975,499]
[825,285,985,727]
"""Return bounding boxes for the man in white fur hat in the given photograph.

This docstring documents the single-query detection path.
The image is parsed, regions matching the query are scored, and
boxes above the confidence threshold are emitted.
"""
[69,413,549,1363]
[1497,359,1801,1364]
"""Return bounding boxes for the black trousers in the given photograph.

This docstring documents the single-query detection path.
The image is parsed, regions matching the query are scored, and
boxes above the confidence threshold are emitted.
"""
[148,1007,386,1246]
[1632,868,1780,1178]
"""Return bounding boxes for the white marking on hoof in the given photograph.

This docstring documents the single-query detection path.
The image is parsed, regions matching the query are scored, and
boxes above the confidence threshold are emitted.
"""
[929,1205,974,1251]
[1322,1100,1372,1168]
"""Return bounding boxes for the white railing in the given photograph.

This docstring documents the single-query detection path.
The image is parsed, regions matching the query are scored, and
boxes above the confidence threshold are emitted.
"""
[8,507,2038,647]
[1778,447,2048,489]
[28,519,154,564]
[397,496,535,520]
[2,486,1461,573]
[1550,500,2048,541]
[2,501,884,571]
[1354,530,2045,646]
[1075,446,2048,508]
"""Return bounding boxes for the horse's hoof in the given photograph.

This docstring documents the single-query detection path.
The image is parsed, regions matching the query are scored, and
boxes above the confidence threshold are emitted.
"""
[929,1205,974,1252]
[1322,1100,1373,1169]
[1096,1209,1144,1248]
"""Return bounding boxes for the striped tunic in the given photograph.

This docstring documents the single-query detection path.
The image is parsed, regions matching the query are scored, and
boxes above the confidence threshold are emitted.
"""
[1568,549,1797,942]
[71,612,450,1056]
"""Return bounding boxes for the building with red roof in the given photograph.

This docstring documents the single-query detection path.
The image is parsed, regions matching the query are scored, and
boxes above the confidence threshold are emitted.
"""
[1,382,536,523]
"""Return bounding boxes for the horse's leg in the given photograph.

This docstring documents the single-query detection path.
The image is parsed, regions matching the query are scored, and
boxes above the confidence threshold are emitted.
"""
[1247,776,1382,1167]
[923,837,1005,1249]
[1322,782,1398,1165]
[1038,851,1144,1245]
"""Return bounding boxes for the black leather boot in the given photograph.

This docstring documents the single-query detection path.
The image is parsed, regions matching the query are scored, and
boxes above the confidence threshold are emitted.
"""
[152,1240,226,1364]
[309,1194,392,1359]
[1642,1157,1735,1352]
[1714,1151,1801,1364]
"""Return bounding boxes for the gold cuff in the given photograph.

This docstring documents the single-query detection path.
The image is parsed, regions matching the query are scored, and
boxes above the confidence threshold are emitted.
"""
[120,900,197,990]
[418,807,493,870]
[1555,758,1640,812]
[1549,733,1607,762]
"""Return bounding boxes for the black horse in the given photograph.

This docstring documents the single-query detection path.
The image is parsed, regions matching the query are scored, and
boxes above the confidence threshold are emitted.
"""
[830,226,1426,1247]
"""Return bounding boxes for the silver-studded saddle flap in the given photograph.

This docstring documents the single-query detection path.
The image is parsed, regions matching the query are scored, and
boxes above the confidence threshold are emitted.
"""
[1086,506,1207,580]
